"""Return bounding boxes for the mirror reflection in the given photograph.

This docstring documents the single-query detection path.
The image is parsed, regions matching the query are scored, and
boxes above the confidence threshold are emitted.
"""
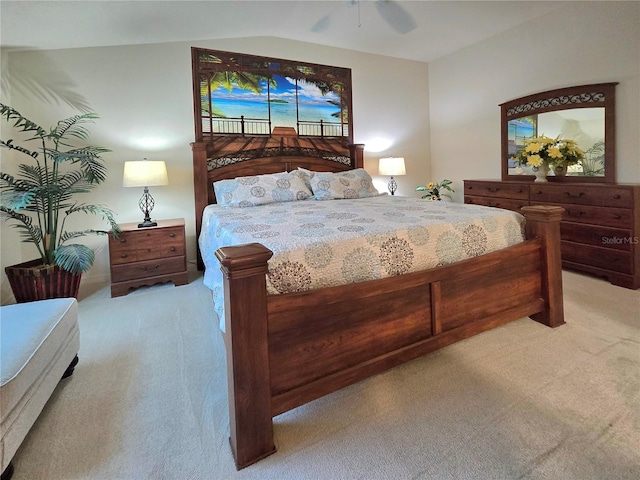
[508,108,605,177]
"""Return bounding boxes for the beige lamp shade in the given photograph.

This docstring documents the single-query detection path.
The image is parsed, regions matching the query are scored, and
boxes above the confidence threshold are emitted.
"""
[378,157,406,176]
[123,160,169,187]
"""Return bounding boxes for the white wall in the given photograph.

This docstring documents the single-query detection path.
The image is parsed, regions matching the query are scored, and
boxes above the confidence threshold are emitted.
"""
[429,1,640,202]
[0,37,429,303]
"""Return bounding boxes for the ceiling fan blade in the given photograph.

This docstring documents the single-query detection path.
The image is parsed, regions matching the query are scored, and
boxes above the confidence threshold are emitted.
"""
[311,14,331,33]
[375,0,417,34]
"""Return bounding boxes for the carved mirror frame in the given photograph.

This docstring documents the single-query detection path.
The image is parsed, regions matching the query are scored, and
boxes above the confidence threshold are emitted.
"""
[501,83,617,183]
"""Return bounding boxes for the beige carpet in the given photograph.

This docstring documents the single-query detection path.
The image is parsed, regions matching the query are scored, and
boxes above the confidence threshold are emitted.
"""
[9,269,640,479]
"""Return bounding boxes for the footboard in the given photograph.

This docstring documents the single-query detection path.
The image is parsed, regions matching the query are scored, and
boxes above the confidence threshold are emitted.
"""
[216,205,565,469]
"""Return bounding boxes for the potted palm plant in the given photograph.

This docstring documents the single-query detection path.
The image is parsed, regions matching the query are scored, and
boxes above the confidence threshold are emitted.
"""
[0,104,120,302]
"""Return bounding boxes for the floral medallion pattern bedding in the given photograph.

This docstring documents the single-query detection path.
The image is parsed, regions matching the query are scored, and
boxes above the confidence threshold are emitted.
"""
[199,195,526,330]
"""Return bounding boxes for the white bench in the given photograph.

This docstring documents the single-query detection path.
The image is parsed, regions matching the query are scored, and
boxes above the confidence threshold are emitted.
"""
[0,298,80,480]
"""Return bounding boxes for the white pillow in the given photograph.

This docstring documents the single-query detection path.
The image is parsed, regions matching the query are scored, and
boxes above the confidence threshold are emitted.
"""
[309,168,381,200]
[214,170,312,207]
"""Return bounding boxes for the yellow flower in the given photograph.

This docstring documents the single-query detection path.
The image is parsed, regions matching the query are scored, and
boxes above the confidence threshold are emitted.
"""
[526,155,543,167]
[525,143,542,153]
[548,147,563,159]
[427,182,435,189]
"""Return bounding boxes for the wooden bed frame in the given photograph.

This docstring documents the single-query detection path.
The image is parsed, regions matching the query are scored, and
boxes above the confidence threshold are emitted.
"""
[191,140,565,470]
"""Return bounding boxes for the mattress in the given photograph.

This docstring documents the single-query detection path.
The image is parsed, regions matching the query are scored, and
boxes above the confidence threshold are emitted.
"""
[199,196,526,330]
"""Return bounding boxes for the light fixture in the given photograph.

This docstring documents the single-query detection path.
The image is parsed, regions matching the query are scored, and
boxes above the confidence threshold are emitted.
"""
[122,158,168,228]
[378,157,406,195]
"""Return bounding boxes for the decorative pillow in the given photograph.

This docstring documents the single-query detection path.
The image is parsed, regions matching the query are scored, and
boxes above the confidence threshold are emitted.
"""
[296,167,316,189]
[214,170,312,207]
[309,168,381,200]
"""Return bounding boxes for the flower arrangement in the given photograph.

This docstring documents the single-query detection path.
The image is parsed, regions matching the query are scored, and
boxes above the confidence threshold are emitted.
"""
[513,135,584,170]
[416,179,454,201]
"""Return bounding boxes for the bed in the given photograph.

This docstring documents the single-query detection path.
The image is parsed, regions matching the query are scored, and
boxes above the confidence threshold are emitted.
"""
[191,139,565,470]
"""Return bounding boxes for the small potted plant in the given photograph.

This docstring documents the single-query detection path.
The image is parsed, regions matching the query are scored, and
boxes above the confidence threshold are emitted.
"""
[416,179,454,201]
[1,104,120,302]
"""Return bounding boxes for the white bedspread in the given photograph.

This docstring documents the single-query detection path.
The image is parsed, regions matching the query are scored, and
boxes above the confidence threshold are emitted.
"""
[199,196,525,330]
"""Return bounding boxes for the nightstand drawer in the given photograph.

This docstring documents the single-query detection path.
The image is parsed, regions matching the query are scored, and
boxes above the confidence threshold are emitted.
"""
[136,227,185,261]
[111,257,186,283]
[109,232,138,264]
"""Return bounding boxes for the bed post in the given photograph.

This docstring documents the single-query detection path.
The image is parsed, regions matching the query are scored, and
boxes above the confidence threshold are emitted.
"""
[191,141,208,270]
[349,143,365,169]
[521,205,565,328]
[215,243,276,469]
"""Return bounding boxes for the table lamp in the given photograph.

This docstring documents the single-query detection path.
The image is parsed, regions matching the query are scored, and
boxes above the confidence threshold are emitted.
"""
[378,157,406,195]
[123,158,168,228]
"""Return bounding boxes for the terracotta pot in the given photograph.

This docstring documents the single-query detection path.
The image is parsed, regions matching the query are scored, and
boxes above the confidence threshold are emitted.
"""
[5,259,81,303]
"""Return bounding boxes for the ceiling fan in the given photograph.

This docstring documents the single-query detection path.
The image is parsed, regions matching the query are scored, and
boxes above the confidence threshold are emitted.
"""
[312,0,417,35]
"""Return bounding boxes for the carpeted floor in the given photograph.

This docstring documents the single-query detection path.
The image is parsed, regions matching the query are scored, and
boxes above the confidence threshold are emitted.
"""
[9,269,640,479]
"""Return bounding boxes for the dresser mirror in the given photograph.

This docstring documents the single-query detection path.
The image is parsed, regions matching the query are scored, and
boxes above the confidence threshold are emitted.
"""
[500,83,617,183]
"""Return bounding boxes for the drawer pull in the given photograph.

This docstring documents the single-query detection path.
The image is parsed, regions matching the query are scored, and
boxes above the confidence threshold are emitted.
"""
[119,238,127,243]
[143,265,160,272]
[613,194,621,199]
[169,233,176,238]
[613,214,622,220]
[120,254,128,259]
[564,191,585,199]
[170,247,176,252]
[487,188,499,193]
[568,210,586,218]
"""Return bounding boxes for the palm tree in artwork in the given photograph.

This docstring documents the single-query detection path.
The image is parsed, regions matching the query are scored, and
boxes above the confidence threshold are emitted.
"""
[200,72,277,117]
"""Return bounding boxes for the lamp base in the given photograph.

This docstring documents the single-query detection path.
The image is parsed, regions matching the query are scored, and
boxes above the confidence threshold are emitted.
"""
[137,187,157,228]
[138,220,157,228]
[387,176,398,196]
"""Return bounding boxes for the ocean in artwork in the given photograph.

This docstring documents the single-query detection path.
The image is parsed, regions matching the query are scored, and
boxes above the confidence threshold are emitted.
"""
[207,74,344,132]
[210,98,340,129]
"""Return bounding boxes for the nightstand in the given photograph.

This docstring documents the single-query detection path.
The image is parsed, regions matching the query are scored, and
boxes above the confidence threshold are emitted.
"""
[108,218,188,297]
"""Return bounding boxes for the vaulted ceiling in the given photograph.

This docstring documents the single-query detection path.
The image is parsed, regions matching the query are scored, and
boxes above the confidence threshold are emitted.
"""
[1,1,565,63]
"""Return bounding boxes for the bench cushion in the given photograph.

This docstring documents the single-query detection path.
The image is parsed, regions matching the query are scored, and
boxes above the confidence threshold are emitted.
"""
[0,298,79,472]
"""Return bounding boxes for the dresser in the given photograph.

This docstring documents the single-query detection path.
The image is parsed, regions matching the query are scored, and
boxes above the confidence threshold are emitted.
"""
[464,180,640,289]
[109,218,188,297]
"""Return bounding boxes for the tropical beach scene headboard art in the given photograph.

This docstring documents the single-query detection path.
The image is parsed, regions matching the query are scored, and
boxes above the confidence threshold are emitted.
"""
[191,47,355,167]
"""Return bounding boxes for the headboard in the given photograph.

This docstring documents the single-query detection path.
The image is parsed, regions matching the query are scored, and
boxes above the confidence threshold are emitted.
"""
[191,134,364,268]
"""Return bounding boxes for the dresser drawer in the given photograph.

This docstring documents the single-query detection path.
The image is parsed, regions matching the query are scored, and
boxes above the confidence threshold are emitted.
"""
[111,257,186,283]
[464,195,527,212]
[561,241,633,275]
[530,184,633,208]
[464,181,528,200]
[561,222,633,251]
[136,227,185,261]
[559,203,633,229]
